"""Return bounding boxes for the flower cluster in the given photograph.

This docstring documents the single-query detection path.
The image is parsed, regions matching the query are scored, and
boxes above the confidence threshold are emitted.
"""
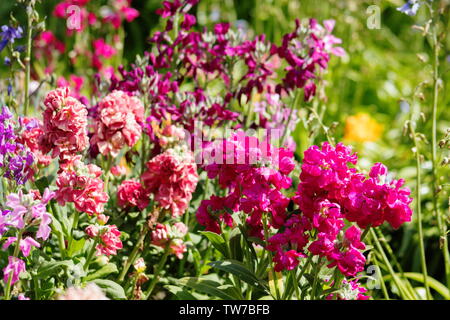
[1,188,55,286]
[85,224,123,256]
[0,107,34,185]
[109,0,343,142]
[268,142,412,277]
[0,25,23,52]
[142,147,198,217]
[326,279,369,300]
[90,90,144,157]
[151,222,188,259]
[275,19,345,100]
[40,88,89,164]
[117,180,149,211]
[197,131,295,236]
[55,155,108,216]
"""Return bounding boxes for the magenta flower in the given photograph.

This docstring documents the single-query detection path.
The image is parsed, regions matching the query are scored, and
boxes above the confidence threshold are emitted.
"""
[2,236,41,257]
[3,256,26,285]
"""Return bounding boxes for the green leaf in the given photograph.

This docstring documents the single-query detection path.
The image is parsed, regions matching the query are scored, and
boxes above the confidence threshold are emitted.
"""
[231,59,247,87]
[177,277,237,300]
[35,176,50,194]
[84,263,118,281]
[247,236,265,247]
[36,260,74,279]
[67,238,86,257]
[92,279,126,300]
[165,285,200,300]
[384,273,450,300]
[199,231,228,257]
[208,259,267,291]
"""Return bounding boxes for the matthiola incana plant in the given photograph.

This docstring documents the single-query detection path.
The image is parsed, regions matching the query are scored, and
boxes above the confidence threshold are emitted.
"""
[0,0,448,302]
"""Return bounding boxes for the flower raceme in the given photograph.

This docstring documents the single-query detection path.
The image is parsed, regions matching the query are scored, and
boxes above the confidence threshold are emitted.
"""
[197,138,412,280]
[268,142,412,275]
[1,188,55,286]
[40,87,89,164]
[117,180,149,211]
[196,132,295,236]
[90,90,144,157]
[55,155,109,216]
[0,107,34,185]
[142,147,198,217]
[150,222,189,259]
[85,224,123,256]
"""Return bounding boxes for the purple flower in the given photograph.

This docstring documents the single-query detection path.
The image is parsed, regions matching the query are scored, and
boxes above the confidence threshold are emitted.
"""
[397,0,421,16]
[0,106,34,184]
[0,25,23,52]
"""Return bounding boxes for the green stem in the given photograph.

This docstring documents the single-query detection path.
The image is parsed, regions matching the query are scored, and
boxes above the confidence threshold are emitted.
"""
[84,239,98,271]
[118,227,149,283]
[290,269,301,300]
[23,1,33,116]
[361,225,371,241]
[431,21,450,289]
[281,90,301,145]
[67,210,80,257]
[145,244,171,300]
[370,229,414,300]
[375,228,417,299]
[310,258,322,300]
[262,212,281,300]
[410,124,432,299]
[372,254,389,300]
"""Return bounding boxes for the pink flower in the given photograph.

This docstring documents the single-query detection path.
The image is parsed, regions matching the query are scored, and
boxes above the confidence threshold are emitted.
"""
[151,223,188,259]
[55,156,109,216]
[197,132,294,236]
[142,148,198,217]
[92,225,123,256]
[172,222,188,237]
[151,223,170,247]
[2,189,54,241]
[329,247,366,277]
[40,88,89,163]
[111,165,127,177]
[91,90,144,157]
[18,117,52,166]
[273,249,304,272]
[117,180,149,210]
[57,283,109,300]
[85,225,99,238]
[93,38,116,59]
[3,256,26,285]
[2,237,40,257]
[169,238,187,259]
[18,293,30,300]
[326,279,370,300]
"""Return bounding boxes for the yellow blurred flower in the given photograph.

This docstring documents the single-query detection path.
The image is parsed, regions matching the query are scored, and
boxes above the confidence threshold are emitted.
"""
[344,112,383,143]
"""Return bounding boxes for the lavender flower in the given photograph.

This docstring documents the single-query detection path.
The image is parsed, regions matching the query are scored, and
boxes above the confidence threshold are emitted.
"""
[0,25,23,52]
[397,0,423,16]
[0,106,34,185]
[0,188,55,241]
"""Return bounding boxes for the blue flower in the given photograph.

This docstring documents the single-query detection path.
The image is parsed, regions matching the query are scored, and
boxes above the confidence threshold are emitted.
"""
[397,0,421,16]
[0,25,23,52]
